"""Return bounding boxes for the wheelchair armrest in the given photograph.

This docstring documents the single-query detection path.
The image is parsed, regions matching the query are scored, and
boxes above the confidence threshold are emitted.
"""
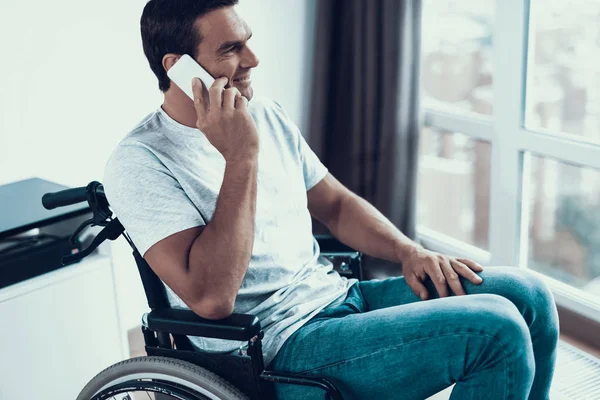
[146,308,261,342]
[315,233,358,254]
[315,234,363,280]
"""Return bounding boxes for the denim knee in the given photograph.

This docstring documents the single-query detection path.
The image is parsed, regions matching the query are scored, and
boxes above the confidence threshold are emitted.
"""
[474,294,536,370]
[504,269,560,344]
[475,294,527,333]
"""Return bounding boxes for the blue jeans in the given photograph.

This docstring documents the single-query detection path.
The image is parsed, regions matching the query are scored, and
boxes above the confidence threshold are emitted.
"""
[269,266,559,400]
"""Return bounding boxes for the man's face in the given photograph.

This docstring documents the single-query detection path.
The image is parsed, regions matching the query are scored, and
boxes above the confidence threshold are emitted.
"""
[194,6,259,100]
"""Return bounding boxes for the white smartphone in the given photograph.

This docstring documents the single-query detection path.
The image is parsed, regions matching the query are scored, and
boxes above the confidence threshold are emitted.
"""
[167,54,216,100]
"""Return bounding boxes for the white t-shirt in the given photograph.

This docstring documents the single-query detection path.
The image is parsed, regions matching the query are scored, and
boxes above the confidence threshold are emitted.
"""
[103,97,356,366]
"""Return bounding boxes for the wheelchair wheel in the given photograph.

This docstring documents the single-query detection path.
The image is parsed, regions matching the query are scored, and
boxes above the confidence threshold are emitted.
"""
[77,356,249,400]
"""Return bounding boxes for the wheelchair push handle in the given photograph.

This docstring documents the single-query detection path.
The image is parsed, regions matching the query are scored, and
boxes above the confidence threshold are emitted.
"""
[42,183,105,210]
[42,187,88,210]
[41,181,122,265]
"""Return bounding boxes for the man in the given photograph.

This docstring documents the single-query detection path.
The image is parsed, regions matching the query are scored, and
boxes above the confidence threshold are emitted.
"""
[103,1,559,399]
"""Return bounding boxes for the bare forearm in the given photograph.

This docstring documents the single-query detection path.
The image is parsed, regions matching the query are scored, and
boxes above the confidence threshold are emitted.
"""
[327,193,417,264]
[187,158,258,311]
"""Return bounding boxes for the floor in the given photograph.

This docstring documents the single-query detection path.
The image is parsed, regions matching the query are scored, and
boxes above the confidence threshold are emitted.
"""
[128,326,146,358]
[560,334,600,359]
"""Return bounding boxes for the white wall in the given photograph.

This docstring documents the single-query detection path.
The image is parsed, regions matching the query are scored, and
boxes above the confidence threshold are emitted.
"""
[0,0,316,351]
[0,0,160,188]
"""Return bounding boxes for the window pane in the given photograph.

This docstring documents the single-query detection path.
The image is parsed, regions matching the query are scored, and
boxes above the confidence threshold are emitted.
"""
[421,0,495,117]
[525,0,600,143]
[417,127,491,249]
[526,155,600,299]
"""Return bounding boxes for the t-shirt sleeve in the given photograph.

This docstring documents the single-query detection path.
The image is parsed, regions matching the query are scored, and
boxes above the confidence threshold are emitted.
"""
[297,132,328,190]
[103,144,205,256]
[271,100,328,190]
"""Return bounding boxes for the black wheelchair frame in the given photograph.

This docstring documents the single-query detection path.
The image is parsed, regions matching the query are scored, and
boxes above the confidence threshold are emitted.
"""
[42,181,364,400]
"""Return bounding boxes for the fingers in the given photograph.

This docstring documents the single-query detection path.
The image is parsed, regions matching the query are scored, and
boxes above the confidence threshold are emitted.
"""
[440,257,466,296]
[406,274,429,301]
[192,78,209,116]
[208,77,228,108]
[457,258,484,272]
[452,259,483,285]
[222,87,242,109]
[237,95,249,110]
[425,260,449,298]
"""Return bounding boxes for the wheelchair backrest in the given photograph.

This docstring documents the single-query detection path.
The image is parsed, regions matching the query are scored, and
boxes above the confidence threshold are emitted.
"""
[130,241,171,310]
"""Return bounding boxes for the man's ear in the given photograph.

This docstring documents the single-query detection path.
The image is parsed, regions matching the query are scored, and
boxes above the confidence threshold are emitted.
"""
[162,54,181,73]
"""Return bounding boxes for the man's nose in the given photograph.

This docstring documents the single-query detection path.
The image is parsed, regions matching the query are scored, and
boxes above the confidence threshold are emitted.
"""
[241,46,260,69]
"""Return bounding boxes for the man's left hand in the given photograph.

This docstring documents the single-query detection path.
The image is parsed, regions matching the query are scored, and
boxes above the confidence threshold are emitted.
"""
[398,245,484,301]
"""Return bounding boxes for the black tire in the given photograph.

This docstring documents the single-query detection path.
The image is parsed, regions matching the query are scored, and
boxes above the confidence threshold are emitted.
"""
[77,356,249,400]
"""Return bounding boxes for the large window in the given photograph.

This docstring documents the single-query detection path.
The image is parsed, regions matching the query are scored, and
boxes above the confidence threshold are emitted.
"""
[418,0,600,319]
[526,156,600,296]
[525,0,600,144]
[418,127,491,249]
[421,1,495,117]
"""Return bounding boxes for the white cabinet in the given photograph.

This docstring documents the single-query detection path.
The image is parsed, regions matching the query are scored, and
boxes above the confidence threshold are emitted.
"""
[0,254,124,400]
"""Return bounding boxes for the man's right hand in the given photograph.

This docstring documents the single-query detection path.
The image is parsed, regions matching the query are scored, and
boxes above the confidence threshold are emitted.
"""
[192,77,259,163]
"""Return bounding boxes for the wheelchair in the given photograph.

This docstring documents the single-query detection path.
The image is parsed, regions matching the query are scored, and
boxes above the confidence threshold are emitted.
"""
[42,181,364,400]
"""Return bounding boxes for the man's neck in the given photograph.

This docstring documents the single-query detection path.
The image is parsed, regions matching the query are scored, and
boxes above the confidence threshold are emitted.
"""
[162,92,198,129]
